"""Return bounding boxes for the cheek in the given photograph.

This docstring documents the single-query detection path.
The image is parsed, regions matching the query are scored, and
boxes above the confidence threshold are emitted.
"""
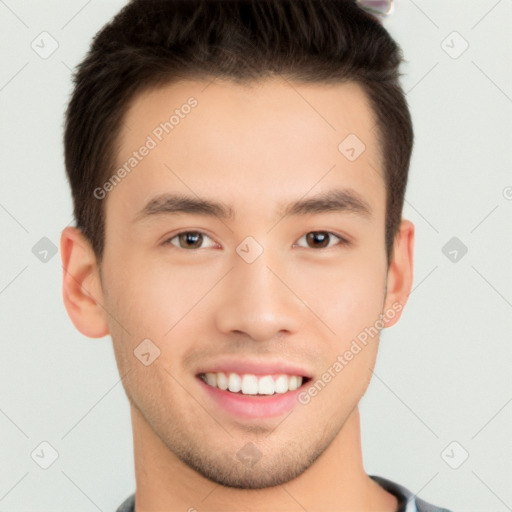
[103,253,204,333]
[299,262,386,417]
[294,255,387,345]
[101,264,200,390]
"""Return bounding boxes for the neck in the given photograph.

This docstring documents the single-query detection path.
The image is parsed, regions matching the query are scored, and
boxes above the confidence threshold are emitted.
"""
[130,405,398,512]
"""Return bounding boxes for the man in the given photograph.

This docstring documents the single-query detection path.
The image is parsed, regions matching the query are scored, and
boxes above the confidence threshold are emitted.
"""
[60,0,453,510]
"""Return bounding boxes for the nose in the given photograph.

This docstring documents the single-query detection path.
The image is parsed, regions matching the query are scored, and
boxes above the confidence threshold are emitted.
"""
[214,248,302,342]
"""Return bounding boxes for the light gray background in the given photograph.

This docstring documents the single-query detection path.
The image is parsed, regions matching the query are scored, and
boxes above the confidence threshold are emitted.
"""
[1,1,511,511]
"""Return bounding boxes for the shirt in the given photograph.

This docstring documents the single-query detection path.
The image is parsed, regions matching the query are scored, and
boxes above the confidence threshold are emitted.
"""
[116,474,453,511]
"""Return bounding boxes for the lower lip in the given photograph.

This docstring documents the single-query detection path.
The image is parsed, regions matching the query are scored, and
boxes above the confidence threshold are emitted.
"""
[197,376,307,420]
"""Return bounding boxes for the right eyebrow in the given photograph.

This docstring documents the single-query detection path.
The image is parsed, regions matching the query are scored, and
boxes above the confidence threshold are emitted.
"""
[134,194,235,223]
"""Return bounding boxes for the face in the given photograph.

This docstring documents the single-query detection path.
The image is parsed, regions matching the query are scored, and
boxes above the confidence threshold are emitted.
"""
[96,78,397,488]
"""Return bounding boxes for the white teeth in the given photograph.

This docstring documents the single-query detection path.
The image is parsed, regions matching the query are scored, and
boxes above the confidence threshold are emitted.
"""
[216,372,228,390]
[288,375,299,391]
[228,372,242,393]
[201,372,305,395]
[241,374,259,395]
[274,374,288,394]
[258,375,275,395]
[205,373,217,387]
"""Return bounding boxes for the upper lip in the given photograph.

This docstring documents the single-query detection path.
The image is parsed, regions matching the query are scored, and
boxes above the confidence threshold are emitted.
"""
[195,358,313,379]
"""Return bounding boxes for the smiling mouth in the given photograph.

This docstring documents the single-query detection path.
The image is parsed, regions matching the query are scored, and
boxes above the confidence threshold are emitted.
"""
[198,371,311,396]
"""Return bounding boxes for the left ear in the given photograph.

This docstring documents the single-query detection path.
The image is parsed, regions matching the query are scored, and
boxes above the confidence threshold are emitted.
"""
[382,219,415,328]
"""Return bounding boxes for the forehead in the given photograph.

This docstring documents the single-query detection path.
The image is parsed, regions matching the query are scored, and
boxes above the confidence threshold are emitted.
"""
[107,77,384,223]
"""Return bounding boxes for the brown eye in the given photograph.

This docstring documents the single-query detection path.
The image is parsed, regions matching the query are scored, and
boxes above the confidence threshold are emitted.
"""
[296,231,348,249]
[166,231,216,250]
[306,232,330,248]
[179,232,202,249]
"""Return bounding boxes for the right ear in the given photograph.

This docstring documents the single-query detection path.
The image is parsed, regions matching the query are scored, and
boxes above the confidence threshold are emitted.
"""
[60,226,110,338]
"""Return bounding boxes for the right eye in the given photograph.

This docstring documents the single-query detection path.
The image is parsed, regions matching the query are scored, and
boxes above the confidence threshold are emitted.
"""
[164,231,218,250]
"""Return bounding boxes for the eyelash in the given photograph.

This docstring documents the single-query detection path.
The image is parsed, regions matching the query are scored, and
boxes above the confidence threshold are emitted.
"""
[163,230,351,250]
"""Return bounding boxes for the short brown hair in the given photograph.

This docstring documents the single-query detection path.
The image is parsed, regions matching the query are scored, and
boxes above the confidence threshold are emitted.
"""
[64,0,413,264]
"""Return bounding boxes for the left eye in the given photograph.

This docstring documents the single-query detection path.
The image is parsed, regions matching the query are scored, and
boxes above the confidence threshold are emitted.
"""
[164,230,348,250]
[295,231,348,249]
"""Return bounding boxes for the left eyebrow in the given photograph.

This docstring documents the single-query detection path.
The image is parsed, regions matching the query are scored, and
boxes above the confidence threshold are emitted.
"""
[133,188,372,224]
[277,188,372,220]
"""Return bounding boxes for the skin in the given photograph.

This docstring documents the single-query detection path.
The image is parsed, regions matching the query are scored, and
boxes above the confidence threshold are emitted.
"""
[61,77,414,511]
